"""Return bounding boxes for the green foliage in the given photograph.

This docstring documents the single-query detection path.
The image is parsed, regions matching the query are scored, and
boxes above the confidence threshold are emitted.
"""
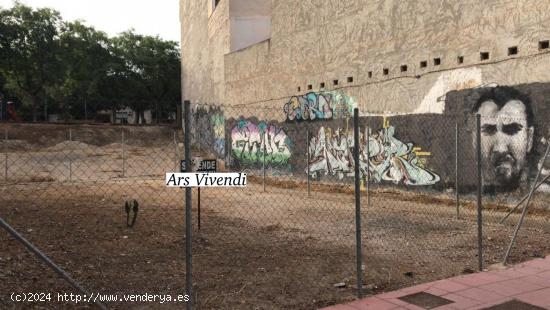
[0,2,180,122]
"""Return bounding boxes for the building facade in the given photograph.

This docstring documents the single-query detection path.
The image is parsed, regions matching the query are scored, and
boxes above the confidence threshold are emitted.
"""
[180,0,550,114]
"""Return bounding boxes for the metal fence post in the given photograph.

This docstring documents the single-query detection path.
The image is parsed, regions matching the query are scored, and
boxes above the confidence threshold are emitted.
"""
[366,126,370,208]
[184,100,193,310]
[476,114,483,271]
[263,142,266,192]
[307,129,310,198]
[174,130,178,171]
[69,128,73,180]
[4,128,7,182]
[122,129,126,178]
[353,108,364,298]
[455,122,459,219]
[4,128,8,182]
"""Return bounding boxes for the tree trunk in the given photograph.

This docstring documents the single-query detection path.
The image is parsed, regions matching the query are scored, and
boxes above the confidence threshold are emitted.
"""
[32,100,37,122]
[134,109,140,124]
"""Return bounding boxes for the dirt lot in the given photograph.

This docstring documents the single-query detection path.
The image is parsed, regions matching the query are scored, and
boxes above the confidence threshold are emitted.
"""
[1,124,550,309]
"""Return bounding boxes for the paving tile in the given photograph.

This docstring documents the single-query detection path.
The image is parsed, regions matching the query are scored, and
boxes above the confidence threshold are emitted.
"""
[321,304,358,310]
[463,298,514,310]
[481,279,543,296]
[431,279,470,293]
[455,287,506,303]
[347,297,399,310]
[490,269,526,280]
[515,288,550,308]
[512,266,547,276]
[423,287,450,296]
[533,270,550,279]
[440,293,482,309]
[521,275,550,287]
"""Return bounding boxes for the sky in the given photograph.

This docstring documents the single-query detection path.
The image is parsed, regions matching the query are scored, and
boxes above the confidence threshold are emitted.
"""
[0,0,181,43]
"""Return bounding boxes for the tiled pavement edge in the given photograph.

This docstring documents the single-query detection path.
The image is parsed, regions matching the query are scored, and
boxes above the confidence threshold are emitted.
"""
[322,255,550,310]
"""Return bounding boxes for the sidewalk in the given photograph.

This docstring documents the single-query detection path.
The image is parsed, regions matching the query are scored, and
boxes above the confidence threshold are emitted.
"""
[323,256,550,309]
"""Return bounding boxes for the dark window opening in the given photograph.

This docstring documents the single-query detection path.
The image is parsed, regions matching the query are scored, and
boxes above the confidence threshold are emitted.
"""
[480,52,490,60]
[539,40,549,50]
[320,82,325,88]
[297,86,301,92]
[508,46,518,55]
[307,84,312,90]
[383,68,389,75]
[420,61,427,68]
[347,77,353,83]
[433,58,441,66]
[400,65,408,72]
[368,71,373,78]
[457,56,464,64]
[333,80,339,86]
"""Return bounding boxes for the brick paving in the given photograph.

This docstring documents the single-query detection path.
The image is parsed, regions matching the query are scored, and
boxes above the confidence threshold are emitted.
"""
[322,255,550,309]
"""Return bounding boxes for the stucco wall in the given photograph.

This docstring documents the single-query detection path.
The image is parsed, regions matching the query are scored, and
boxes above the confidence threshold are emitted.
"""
[181,0,550,114]
[230,16,271,52]
[180,0,230,104]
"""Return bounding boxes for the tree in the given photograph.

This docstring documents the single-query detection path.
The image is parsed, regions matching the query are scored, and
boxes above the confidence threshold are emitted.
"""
[0,2,64,121]
[111,31,180,123]
[49,20,112,121]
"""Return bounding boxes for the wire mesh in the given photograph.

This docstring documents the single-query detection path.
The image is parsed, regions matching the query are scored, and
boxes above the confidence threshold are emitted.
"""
[0,123,187,309]
[2,101,550,309]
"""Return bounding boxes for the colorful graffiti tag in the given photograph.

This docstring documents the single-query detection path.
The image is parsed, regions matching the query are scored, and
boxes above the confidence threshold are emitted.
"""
[211,113,225,156]
[192,106,225,157]
[231,119,292,168]
[283,91,355,121]
[307,122,440,185]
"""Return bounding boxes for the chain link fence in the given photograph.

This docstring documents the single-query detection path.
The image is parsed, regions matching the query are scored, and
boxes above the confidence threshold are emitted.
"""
[1,99,550,309]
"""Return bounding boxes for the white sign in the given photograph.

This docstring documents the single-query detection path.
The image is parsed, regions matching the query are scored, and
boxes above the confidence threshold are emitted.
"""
[166,173,247,187]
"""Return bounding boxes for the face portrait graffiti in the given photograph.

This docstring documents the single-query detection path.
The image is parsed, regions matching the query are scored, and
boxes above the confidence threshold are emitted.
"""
[472,87,535,190]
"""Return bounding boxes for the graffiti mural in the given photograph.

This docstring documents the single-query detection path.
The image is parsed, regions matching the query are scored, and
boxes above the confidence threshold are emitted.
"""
[308,121,440,186]
[211,113,225,156]
[283,91,355,121]
[192,106,225,157]
[468,86,535,191]
[231,119,292,169]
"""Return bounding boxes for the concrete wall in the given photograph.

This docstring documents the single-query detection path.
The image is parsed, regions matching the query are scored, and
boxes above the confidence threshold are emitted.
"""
[182,0,550,116]
[180,0,230,104]
[230,16,271,52]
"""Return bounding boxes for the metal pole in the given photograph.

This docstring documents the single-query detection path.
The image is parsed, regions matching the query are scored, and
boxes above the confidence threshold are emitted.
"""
[455,122,460,219]
[69,128,72,181]
[184,101,193,310]
[4,128,7,181]
[503,142,550,264]
[476,114,483,271]
[262,141,266,193]
[0,216,107,310]
[366,127,370,208]
[307,129,310,198]
[353,108,363,298]
[174,130,179,171]
[121,130,125,178]
[197,188,201,231]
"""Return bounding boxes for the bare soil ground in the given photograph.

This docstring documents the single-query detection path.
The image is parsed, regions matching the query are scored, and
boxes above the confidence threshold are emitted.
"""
[1,124,550,309]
